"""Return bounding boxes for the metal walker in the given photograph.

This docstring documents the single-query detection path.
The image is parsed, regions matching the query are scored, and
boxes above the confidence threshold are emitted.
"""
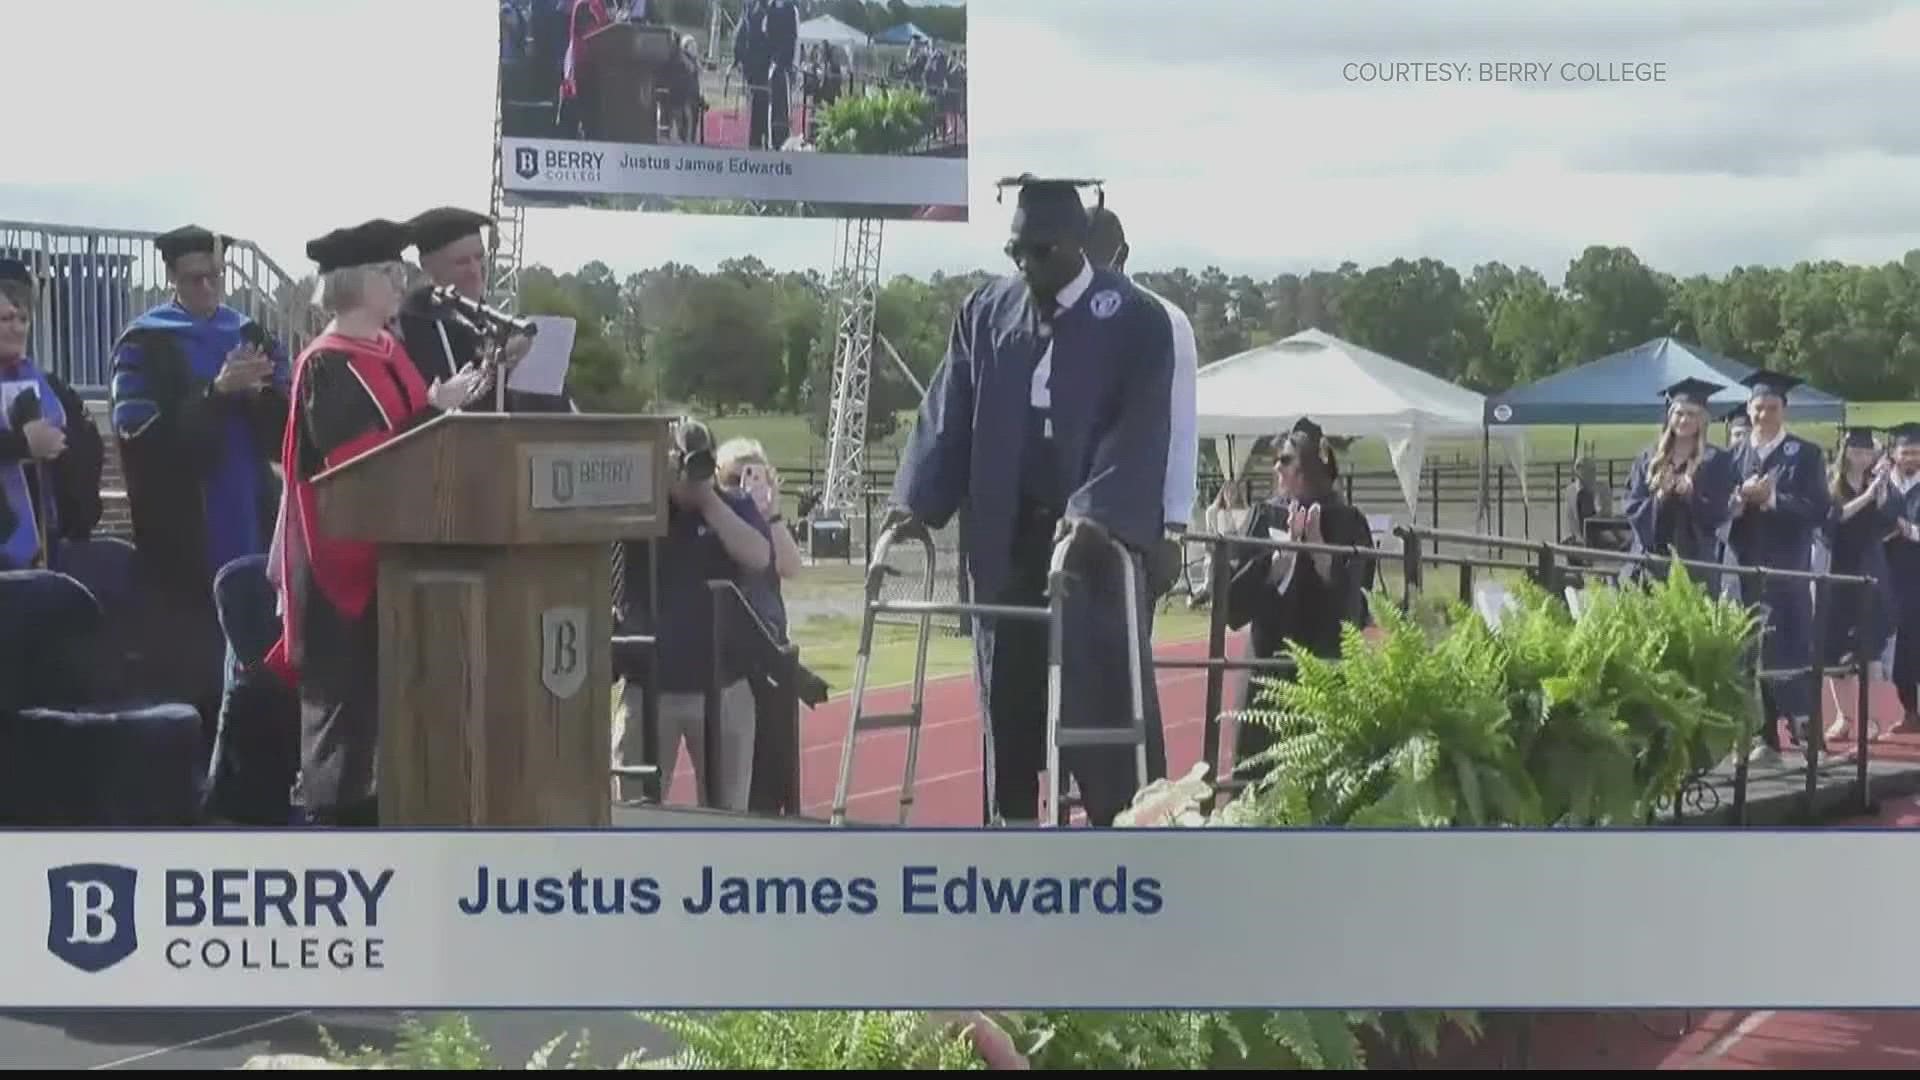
[828,520,1152,828]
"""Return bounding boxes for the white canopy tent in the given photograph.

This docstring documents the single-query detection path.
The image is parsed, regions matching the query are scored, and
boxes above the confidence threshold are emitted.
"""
[797,14,870,48]
[1194,328,1530,517]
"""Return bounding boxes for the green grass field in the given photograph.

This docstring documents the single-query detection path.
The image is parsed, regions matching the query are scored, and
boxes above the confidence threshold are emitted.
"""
[788,605,1216,693]
[725,402,1920,696]
[710,405,1920,479]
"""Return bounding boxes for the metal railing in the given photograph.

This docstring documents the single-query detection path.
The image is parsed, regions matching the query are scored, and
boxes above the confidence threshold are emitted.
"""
[0,220,312,397]
[1177,523,1882,825]
[612,576,804,815]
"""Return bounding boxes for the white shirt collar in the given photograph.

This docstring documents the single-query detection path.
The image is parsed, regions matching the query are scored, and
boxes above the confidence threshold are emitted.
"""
[1052,258,1094,313]
[1750,427,1787,459]
[1895,468,1920,495]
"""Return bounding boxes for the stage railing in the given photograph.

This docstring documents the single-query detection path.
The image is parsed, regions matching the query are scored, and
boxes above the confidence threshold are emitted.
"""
[1177,524,1882,826]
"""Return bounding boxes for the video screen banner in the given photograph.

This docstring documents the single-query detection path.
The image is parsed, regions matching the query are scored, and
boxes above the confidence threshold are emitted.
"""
[15,828,1920,1010]
[498,0,969,220]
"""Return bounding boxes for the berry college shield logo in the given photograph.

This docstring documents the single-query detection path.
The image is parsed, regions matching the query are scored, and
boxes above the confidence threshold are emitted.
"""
[47,864,139,973]
[515,147,540,180]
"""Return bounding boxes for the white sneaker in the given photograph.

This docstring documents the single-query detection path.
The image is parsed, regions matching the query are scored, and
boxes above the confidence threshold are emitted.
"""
[1748,745,1782,767]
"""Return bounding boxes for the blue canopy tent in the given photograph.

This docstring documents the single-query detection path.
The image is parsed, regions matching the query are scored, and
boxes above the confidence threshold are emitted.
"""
[873,22,932,46]
[1486,337,1849,427]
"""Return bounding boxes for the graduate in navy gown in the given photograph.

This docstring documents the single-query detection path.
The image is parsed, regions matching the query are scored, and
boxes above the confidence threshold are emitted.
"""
[1880,422,1920,732]
[1817,426,1900,743]
[888,174,1175,826]
[1725,370,1833,764]
[109,226,289,738]
[1621,378,1737,587]
[0,258,103,573]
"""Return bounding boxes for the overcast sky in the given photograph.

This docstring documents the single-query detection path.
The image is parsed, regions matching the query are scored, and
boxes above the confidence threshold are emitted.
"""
[5,0,1916,285]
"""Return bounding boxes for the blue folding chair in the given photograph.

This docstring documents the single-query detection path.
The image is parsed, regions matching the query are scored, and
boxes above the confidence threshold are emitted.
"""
[201,555,300,825]
[0,570,205,826]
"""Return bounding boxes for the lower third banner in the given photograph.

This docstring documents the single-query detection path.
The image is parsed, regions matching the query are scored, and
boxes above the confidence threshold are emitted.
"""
[8,829,1920,1010]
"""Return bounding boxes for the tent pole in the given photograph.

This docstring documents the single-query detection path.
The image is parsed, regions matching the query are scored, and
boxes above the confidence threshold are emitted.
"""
[1478,424,1492,536]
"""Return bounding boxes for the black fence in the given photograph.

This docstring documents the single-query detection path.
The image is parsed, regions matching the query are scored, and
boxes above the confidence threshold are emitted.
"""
[1178,525,1881,825]
[625,509,1882,830]
[774,454,1645,563]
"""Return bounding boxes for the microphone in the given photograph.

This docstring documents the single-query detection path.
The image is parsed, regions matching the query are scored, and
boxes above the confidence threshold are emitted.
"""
[429,285,538,342]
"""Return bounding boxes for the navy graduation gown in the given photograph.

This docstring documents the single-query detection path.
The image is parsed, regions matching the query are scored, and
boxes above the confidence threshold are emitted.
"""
[1727,431,1832,721]
[893,269,1174,823]
[1820,477,1899,668]
[1882,476,1920,709]
[1621,444,1736,586]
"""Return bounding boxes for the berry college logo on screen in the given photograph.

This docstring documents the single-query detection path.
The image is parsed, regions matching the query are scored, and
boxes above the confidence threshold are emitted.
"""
[47,863,139,973]
[515,147,540,180]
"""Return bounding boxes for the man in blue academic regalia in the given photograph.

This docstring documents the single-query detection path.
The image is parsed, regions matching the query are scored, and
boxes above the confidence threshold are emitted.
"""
[1881,422,1920,732]
[887,174,1175,827]
[110,225,289,739]
[1725,369,1832,764]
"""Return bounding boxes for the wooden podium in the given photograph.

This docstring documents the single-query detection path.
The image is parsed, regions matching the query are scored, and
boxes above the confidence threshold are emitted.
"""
[310,412,671,827]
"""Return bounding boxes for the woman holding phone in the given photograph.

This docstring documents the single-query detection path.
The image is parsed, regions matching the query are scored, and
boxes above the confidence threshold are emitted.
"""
[716,438,812,812]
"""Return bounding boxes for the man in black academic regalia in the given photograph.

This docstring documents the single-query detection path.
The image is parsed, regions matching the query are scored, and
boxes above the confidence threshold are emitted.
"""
[764,0,798,148]
[1725,369,1832,765]
[887,174,1174,827]
[396,207,571,413]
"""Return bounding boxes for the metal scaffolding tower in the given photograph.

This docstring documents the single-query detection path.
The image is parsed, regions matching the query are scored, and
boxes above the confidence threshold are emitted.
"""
[819,217,885,517]
[487,68,527,312]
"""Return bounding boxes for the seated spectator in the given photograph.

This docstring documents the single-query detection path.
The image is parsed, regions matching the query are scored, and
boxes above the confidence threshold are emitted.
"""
[612,418,772,811]
[1564,457,1624,548]
[0,258,103,573]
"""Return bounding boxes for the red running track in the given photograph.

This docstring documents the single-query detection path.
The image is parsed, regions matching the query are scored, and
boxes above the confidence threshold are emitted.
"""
[657,636,1233,823]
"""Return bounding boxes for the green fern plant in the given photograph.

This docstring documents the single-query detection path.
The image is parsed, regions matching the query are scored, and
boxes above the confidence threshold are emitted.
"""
[812,88,938,155]
[635,1010,983,1070]
[1232,590,1540,828]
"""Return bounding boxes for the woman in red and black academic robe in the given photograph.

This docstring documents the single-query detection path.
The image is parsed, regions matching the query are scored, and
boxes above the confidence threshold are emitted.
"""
[266,219,489,827]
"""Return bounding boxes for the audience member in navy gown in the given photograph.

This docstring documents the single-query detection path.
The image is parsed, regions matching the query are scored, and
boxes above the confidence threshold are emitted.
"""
[1818,427,1900,744]
[1881,422,1920,733]
[1725,370,1833,765]
[1622,378,1736,589]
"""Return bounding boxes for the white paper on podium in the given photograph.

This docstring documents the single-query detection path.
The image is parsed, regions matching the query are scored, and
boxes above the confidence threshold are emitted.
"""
[507,316,577,396]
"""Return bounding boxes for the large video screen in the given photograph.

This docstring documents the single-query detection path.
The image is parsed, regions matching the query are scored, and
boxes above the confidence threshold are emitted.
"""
[497,0,968,220]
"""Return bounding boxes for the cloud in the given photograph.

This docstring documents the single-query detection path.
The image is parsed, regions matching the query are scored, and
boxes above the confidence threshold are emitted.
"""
[1,0,1914,294]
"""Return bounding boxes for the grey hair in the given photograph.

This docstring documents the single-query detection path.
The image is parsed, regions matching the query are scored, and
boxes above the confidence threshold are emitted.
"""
[716,437,768,471]
[315,261,406,315]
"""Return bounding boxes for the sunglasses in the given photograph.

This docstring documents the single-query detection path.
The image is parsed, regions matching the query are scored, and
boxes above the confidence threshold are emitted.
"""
[1004,239,1059,264]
